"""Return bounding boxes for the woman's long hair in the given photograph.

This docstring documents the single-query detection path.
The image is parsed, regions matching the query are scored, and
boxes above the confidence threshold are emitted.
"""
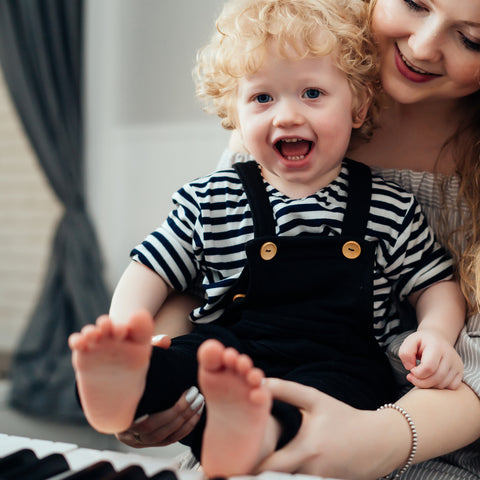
[445,91,480,313]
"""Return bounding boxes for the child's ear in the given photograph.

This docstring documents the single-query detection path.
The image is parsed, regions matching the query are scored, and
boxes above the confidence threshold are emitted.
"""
[352,98,371,128]
[352,88,373,128]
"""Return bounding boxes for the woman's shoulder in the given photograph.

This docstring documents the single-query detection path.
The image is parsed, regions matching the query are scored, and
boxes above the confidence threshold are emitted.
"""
[218,150,254,170]
[370,166,460,208]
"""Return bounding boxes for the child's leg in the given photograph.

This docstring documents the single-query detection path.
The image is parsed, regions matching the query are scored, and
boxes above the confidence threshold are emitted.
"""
[69,310,154,434]
[198,339,280,478]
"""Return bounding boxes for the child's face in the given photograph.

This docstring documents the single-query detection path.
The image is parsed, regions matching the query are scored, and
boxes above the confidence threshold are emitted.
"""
[236,48,365,199]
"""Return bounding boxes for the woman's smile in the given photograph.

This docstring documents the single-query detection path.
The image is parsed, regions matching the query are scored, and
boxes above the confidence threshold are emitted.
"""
[394,44,442,82]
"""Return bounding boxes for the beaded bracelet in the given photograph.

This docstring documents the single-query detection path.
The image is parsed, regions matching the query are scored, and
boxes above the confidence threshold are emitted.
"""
[377,403,418,479]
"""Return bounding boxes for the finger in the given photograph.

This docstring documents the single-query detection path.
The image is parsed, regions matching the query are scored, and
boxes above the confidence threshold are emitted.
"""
[266,378,319,410]
[407,359,449,388]
[134,388,203,444]
[398,335,420,371]
[159,409,203,445]
[446,372,463,390]
[406,372,435,388]
[255,431,309,473]
[432,359,463,390]
[140,399,203,446]
[410,345,441,379]
[151,334,172,349]
[115,431,147,448]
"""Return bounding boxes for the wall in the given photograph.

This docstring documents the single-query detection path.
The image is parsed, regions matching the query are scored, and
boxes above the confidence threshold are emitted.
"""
[85,0,230,290]
[0,0,227,363]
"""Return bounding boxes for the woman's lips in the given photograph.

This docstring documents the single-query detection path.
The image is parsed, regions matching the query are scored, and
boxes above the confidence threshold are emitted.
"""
[394,44,441,83]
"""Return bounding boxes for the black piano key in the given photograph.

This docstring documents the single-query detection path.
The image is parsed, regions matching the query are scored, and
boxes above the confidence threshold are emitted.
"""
[63,460,115,479]
[149,469,179,480]
[0,448,38,473]
[0,452,69,480]
[102,465,149,480]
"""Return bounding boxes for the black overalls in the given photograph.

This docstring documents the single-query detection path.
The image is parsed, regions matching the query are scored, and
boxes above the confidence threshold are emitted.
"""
[136,159,398,459]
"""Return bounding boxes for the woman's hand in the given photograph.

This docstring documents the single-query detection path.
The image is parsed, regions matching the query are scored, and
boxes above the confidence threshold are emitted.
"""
[256,379,409,480]
[115,386,204,448]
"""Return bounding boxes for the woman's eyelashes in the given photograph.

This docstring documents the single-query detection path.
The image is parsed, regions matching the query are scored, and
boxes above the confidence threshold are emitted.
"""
[403,0,424,13]
[459,33,480,53]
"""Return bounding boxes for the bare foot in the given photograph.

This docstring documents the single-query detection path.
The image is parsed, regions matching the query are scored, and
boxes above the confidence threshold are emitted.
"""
[69,310,154,433]
[198,339,274,478]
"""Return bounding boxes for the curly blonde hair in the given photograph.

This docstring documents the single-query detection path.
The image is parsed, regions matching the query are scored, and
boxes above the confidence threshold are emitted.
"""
[194,0,380,140]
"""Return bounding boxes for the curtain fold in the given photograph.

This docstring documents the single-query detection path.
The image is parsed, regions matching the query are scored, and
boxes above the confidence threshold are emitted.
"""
[0,0,110,421]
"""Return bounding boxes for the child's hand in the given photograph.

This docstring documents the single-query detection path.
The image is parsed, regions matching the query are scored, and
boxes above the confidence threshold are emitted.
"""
[398,330,463,390]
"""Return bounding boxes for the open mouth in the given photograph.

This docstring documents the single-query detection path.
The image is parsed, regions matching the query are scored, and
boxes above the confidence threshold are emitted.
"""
[275,138,313,161]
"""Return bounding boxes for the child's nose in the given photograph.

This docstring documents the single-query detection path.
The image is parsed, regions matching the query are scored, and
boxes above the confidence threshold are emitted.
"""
[272,99,305,128]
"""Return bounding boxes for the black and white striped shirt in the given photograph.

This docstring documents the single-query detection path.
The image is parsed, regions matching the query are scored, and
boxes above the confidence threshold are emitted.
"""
[131,162,452,347]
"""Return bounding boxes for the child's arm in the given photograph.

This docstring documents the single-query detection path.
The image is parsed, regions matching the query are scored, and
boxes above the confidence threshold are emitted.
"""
[399,280,466,389]
[109,260,173,327]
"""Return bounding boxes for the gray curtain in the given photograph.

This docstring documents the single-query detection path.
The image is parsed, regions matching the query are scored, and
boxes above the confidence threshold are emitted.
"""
[0,0,110,421]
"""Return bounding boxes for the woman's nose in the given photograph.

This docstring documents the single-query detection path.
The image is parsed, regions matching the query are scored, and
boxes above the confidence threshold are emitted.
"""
[407,18,443,63]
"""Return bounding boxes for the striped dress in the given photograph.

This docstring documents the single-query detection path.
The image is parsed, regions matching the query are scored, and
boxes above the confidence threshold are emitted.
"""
[131,160,452,351]
[374,166,480,480]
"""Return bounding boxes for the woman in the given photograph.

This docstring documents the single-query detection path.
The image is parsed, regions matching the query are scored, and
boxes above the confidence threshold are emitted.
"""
[117,0,480,478]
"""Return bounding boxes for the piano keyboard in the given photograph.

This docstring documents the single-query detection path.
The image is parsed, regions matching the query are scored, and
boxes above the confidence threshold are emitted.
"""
[0,433,337,480]
[0,433,202,479]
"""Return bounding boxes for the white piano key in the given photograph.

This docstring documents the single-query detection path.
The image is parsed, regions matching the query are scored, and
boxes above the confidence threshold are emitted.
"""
[0,434,77,458]
[89,449,178,475]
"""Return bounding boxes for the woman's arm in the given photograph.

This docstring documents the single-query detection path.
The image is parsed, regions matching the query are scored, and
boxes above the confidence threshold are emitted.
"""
[396,384,480,462]
[258,379,480,479]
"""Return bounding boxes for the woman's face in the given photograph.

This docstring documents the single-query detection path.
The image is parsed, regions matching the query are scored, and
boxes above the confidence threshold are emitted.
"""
[372,0,480,105]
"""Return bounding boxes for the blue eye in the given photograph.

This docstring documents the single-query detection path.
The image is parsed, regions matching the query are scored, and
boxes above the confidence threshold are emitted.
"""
[303,89,322,99]
[255,94,272,104]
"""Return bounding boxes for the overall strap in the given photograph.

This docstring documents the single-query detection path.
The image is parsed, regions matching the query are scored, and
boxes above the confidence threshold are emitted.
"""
[233,161,276,237]
[341,158,372,238]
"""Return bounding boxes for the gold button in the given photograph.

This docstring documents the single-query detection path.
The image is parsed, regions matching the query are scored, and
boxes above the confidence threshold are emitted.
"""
[260,242,277,260]
[342,241,361,259]
[233,294,246,302]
